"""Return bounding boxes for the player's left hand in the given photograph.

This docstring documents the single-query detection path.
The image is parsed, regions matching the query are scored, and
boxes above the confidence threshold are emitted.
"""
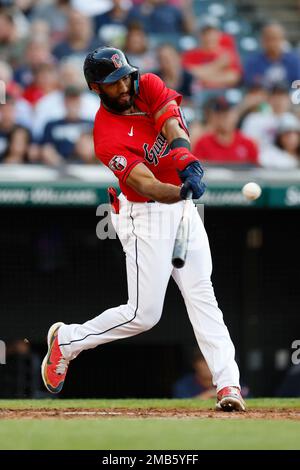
[178,161,206,200]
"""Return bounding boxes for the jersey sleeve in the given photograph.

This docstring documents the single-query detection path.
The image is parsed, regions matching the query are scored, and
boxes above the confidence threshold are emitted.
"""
[139,73,182,115]
[94,140,143,183]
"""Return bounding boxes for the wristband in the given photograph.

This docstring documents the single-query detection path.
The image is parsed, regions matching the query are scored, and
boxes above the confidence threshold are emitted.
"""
[169,147,198,172]
[170,138,191,151]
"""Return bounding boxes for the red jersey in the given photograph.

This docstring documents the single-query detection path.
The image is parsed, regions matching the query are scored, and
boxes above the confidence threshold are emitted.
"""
[193,131,258,165]
[93,73,182,202]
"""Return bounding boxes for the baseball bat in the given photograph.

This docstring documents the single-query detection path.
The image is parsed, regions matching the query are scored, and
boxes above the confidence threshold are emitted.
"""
[172,190,193,269]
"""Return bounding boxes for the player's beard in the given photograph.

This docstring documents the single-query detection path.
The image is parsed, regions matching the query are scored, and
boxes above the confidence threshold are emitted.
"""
[100,91,134,113]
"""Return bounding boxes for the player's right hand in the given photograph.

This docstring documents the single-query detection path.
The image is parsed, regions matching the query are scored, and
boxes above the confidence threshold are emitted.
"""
[180,178,206,200]
[179,161,206,200]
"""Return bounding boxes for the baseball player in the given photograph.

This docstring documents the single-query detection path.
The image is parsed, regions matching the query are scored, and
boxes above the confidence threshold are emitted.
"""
[41,47,246,412]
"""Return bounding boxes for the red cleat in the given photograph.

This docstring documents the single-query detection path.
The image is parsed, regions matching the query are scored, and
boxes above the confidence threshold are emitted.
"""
[41,322,69,394]
[216,386,246,412]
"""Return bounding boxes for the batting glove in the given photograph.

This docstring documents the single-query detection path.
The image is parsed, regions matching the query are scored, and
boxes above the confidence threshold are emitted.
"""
[179,161,206,200]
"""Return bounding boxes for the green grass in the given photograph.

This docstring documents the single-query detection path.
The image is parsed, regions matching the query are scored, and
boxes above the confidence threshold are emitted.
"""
[0,399,299,450]
[0,419,300,450]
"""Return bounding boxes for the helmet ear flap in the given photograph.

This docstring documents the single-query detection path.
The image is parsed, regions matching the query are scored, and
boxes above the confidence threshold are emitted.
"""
[131,71,140,96]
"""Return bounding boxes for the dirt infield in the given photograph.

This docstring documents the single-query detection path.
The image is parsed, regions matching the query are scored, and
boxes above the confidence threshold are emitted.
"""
[1,407,300,420]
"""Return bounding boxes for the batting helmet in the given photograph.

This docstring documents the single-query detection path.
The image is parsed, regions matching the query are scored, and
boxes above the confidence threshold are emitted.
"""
[83,47,139,94]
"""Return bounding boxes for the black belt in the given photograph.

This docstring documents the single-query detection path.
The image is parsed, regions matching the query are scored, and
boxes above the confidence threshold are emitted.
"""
[147,200,155,203]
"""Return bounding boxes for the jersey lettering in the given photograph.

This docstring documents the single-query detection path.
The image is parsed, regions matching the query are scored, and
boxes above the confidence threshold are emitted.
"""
[143,134,168,166]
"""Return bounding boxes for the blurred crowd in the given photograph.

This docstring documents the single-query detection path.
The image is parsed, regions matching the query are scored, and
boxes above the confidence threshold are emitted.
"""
[0,0,299,169]
[172,349,300,400]
[172,350,251,399]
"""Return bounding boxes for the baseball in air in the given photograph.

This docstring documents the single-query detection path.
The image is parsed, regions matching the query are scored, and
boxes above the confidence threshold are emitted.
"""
[242,182,262,200]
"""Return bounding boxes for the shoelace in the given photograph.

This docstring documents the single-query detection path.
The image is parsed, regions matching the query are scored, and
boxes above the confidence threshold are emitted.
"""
[55,357,69,375]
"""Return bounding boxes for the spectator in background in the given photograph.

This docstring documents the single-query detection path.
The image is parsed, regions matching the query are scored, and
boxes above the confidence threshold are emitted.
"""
[22,63,59,107]
[132,0,185,4]
[73,130,96,164]
[173,349,250,399]
[0,92,29,162]
[0,59,20,90]
[0,64,33,130]
[0,339,42,398]
[131,0,195,32]
[3,1,31,38]
[40,86,93,166]
[52,8,99,62]
[2,126,31,164]
[32,58,99,140]
[15,0,38,17]
[126,0,188,35]
[71,0,112,16]
[14,37,55,89]
[275,365,300,397]
[244,22,300,88]
[260,114,300,169]
[173,0,194,32]
[172,350,216,399]
[193,96,258,166]
[182,16,242,89]
[188,95,220,149]
[236,84,269,128]
[201,95,224,133]
[2,83,33,125]
[94,0,129,36]
[30,0,71,44]
[124,23,157,73]
[29,18,51,40]
[242,83,294,148]
[0,10,27,67]
[156,43,194,102]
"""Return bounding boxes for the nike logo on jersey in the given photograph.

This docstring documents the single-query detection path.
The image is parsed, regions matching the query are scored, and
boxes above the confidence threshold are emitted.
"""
[128,126,134,137]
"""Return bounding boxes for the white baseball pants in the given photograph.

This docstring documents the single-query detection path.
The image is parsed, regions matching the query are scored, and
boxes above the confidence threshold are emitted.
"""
[58,194,240,392]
